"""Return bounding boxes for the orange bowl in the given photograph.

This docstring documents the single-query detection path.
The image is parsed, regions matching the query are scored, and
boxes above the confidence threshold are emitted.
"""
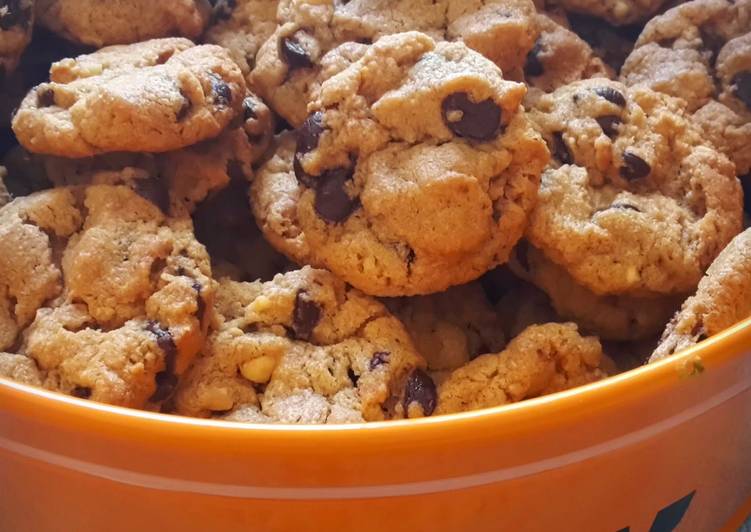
[1,317,750,532]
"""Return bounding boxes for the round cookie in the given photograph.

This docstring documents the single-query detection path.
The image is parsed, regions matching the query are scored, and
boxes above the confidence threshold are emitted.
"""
[35,0,211,47]
[253,33,549,296]
[0,185,215,407]
[203,0,280,76]
[650,228,751,362]
[620,0,751,173]
[435,322,606,414]
[12,38,246,157]
[250,0,538,126]
[510,241,684,341]
[0,0,34,76]
[173,267,432,423]
[527,79,743,296]
[555,0,667,25]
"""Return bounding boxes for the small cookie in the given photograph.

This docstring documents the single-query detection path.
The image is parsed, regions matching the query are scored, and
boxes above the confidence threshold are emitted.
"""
[253,33,549,296]
[35,0,211,47]
[12,39,246,157]
[0,185,214,407]
[203,0,280,76]
[620,0,751,173]
[384,282,506,373]
[527,79,743,296]
[510,241,683,340]
[0,0,34,76]
[435,322,606,414]
[650,228,751,362]
[174,267,432,423]
[556,0,667,25]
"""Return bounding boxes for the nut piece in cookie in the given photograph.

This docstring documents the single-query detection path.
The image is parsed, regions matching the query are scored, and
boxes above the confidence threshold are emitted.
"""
[253,33,549,296]
[174,267,431,423]
[0,185,215,407]
[436,322,606,414]
[12,39,246,157]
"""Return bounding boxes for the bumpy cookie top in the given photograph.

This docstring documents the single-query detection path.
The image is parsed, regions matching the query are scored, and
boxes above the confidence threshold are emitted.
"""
[527,79,742,296]
[254,32,549,296]
[651,228,751,362]
[436,322,606,414]
[35,0,211,47]
[555,0,667,26]
[174,267,431,423]
[0,352,41,386]
[0,0,35,75]
[12,39,246,157]
[0,185,214,407]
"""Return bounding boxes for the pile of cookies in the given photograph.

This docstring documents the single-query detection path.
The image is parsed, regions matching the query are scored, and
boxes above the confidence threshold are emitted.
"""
[0,0,749,423]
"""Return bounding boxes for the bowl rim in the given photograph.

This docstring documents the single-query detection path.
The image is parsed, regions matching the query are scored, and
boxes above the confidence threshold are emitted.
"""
[2,315,750,437]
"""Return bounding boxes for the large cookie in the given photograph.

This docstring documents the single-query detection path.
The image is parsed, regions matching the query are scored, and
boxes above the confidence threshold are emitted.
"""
[0,185,214,407]
[12,38,246,157]
[0,0,34,76]
[527,79,742,296]
[35,0,211,47]
[174,267,432,423]
[650,228,751,362]
[253,33,549,296]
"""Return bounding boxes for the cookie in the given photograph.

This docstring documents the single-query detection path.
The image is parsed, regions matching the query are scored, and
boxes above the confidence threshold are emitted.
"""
[510,241,684,340]
[173,267,432,423]
[203,0,280,76]
[0,352,41,386]
[435,322,606,414]
[12,39,246,157]
[250,0,538,126]
[650,228,751,362]
[527,79,743,296]
[384,282,506,373]
[620,0,751,173]
[0,185,215,407]
[253,33,549,296]
[0,0,34,76]
[35,0,211,47]
[556,0,667,25]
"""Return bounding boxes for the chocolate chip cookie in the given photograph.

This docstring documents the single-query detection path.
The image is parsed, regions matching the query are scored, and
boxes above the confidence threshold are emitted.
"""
[0,185,215,407]
[435,322,606,414]
[253,33,549,296]
[527,79,743,296]
[35,0,211,47]
[174,267,432,423]
[650,228,751,362]
[0,0,34,76]
[12,38,246,157]
[620,0,751,173]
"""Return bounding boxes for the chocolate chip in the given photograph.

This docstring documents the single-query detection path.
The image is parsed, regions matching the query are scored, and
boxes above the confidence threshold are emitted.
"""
[732,71,751,110]
[209,73,232,107]
[596,115,622,137]
[242,98,258,120]
[292,290,321,340]
[594,86,626,106]
[135,177,170,214]
[211,0,236,21]
[403,369,437,416]
[297,112,324,154]
[441,92,502,141]
[192,282,206,323]
[71,386,92,399]
[36,87,55,108]
[347,368,359,385]
[314,167,356,223]
[150,372,178,402]
[369,351,390,370]
[0,0,33,30]
[146,321,178,398]
[524,40,544,77]
[280,34,314,70]
[552,132,573,164]
[620,151,651,180]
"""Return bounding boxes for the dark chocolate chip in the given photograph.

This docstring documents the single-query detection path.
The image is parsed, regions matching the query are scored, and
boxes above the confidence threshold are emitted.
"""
[211,0,236,21]
[134,177,170,214]
[150,372,178,402]
[209,73,232,107]
[732,71,751,110]
[524,40,545,77]
[369,351,390,370]
[280,34,314,70]
[146,320,177,377]
[403,369,437,416]
[242,97,258,120]
[314,166,356,223]
[594,86,626,106]
[620,151,651,180]
[192,282,206,323]
[441,92,502,141]
[347,368,359,386]
[292,290,321,341]
[552,132,573,164]
[36,87,55,108]
[0,0,33,30]
[596,115,622,137]
[71,386,92,399]
[297,111,324,154]
[293,156,315,187]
